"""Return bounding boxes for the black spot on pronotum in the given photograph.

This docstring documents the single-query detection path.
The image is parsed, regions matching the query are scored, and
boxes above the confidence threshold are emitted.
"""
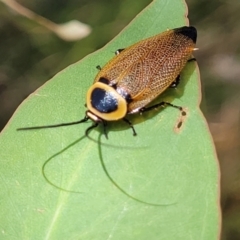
[91,88,118,113]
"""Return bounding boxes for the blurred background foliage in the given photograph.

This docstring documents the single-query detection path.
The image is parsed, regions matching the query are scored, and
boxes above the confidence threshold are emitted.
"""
[0,0,239,239]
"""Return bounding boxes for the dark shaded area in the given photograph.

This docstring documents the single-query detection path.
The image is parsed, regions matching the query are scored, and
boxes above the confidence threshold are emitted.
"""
[0,1,239,239]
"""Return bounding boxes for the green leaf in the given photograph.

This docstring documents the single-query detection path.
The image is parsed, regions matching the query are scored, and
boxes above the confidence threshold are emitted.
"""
[0,0,220,239]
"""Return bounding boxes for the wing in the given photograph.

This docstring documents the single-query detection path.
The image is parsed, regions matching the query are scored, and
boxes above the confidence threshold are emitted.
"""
[94,27,196,113]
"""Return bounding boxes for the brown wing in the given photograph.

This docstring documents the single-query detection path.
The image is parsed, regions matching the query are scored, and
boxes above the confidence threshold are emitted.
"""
[94,27,196,113]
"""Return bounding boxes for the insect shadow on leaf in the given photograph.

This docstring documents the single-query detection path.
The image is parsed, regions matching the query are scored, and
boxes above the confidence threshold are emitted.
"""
[97,133,177,206]
[41,136,86,194]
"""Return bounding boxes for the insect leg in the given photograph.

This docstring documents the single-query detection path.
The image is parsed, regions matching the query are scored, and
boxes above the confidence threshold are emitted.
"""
[102,121,108,139]
[96,65,102,70]
[123,118,137,136]
[115,49,125,55]
[169,75,180,88]
[140,102,186,117]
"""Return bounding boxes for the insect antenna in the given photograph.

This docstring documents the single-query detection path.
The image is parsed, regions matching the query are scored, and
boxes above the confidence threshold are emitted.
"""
[17,116,89,131]
[85,122,99,138]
